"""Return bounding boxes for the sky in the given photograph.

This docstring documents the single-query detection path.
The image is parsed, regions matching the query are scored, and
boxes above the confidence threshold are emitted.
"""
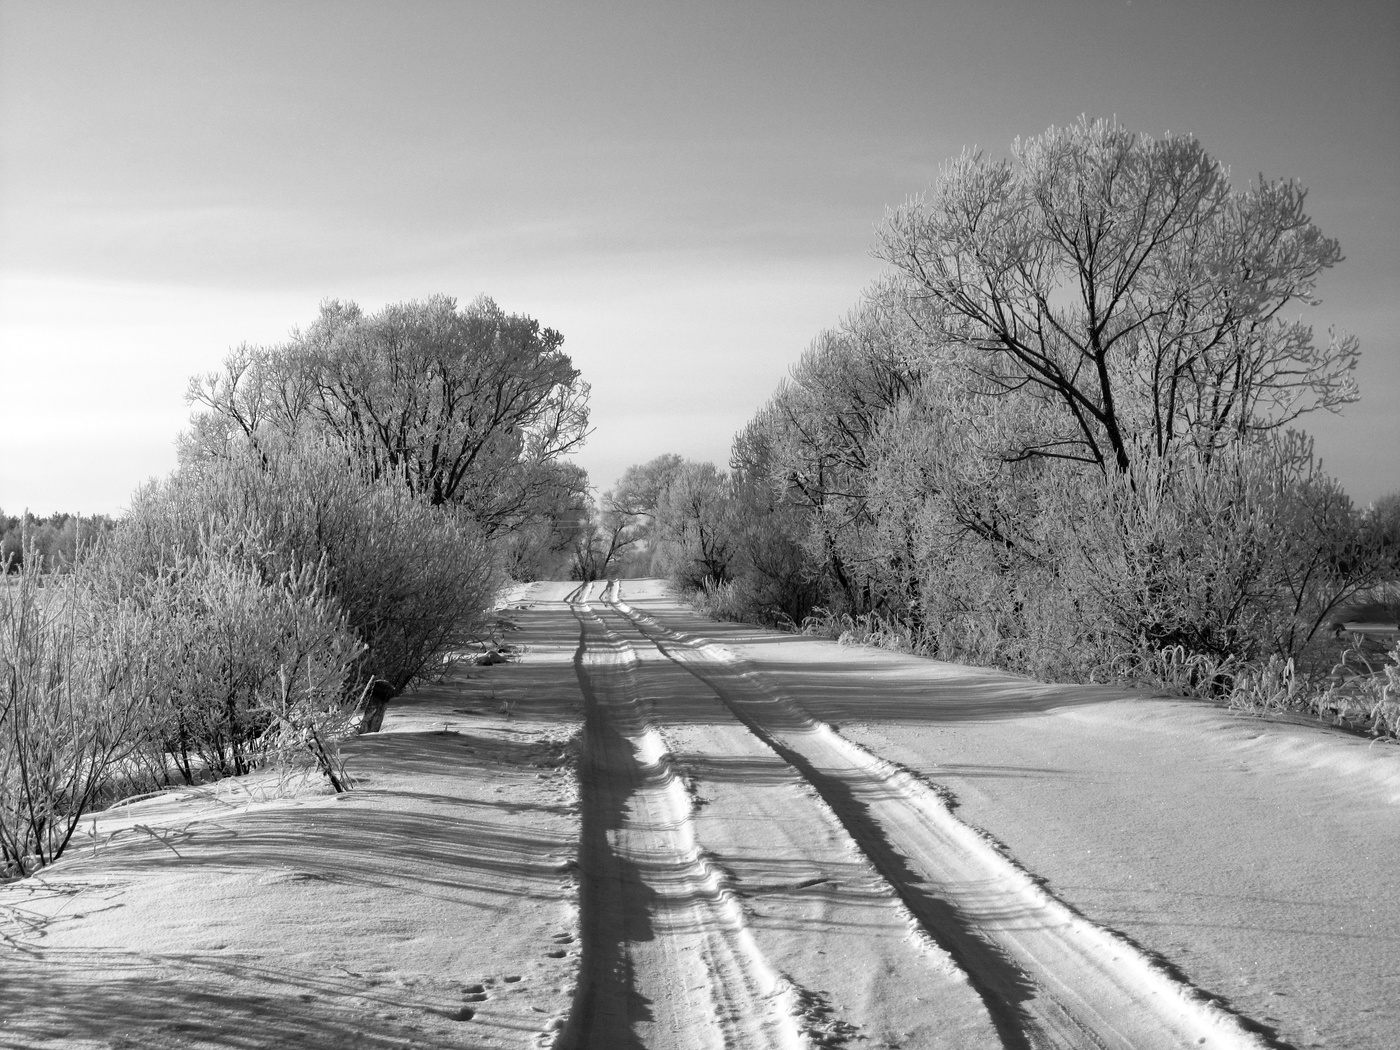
[1,0,1396,517]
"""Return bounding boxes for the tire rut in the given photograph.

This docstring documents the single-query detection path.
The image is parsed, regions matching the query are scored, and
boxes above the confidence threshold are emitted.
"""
[604,583,1273,1050]
[559,582,803,1050]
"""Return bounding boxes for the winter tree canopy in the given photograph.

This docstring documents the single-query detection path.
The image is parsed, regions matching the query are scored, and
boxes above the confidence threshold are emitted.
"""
[186,295,591,534]
[877,118,1360,474]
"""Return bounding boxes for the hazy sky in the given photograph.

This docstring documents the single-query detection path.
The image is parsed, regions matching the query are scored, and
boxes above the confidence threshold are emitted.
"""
[2,0,1396,516]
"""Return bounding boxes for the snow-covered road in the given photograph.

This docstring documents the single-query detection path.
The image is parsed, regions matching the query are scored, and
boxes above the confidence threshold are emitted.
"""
[4,578,1395,1050]
[564,580,1352,1050]
[568,579,1400,1050]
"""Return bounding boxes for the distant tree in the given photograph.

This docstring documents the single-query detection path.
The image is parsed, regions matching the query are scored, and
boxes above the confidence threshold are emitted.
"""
[591,455,740,585]
[1368,491,1400,572]
[731,285,944,611]
[501,462,593,581]
[608,455,685,523]
[878,118,1360,475]
[599,454,687,576]
[0,511,117,573]
[187,295,591,535]
[654,461,737,588]
[567,501,626,582]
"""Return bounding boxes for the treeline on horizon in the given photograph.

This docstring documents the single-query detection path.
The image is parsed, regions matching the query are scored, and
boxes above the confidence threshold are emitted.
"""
[574,120,1400,739]
[0,512,118,573]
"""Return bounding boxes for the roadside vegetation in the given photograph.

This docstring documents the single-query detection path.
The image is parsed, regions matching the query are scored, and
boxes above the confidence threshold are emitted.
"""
[587,120,1400,736]
[1,295,589,879]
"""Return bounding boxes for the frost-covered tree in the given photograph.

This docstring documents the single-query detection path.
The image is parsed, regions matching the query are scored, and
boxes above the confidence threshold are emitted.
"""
[707,122,1382,691]
[654,461,737,587]
[878,118,1360,474]
[186,295,591,535]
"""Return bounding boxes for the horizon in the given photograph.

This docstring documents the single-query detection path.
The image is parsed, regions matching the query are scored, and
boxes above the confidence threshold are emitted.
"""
[2,0,1396,517]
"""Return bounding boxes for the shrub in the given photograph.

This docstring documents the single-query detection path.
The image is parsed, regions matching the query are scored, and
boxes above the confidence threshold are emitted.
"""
[1044,435,1387,681]
[687,578,755,625]
[1224,640,1400,739]
[104,440,501,698]
[64,438,502,795]
[99,546,365,786]
[1323,639,1400,737]
[0,556,146,879]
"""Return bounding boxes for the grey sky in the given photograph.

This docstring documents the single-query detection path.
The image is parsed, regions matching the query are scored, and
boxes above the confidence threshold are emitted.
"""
[2,0,1396,514]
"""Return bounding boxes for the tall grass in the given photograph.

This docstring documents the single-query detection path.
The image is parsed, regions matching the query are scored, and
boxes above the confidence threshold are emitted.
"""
[1226,641,1400,738]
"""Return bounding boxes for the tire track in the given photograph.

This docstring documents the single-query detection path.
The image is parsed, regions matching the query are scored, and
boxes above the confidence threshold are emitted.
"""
[559,582,803,1050]
[605,583,1273,1050]
[586,586,1003,1049]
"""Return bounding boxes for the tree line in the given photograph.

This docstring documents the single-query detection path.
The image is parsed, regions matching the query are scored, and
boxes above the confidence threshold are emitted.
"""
[1,295,591,878]
[1,512,118,573]
[585,120,1400,733]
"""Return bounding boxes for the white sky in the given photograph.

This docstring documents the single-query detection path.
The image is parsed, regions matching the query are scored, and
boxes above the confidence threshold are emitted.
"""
[2,0,1396,516]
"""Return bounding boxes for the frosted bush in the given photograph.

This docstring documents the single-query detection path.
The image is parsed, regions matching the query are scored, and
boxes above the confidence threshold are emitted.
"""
[1318,640,1400,738]
[107,439,501,698]
[106,547,364,786]
[1,557,146,878]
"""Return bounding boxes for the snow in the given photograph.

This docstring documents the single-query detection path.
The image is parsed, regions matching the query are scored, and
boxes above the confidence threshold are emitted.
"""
[619,579,1400,1050]
[4,578,1397,1049]
[1,595,586,1049]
